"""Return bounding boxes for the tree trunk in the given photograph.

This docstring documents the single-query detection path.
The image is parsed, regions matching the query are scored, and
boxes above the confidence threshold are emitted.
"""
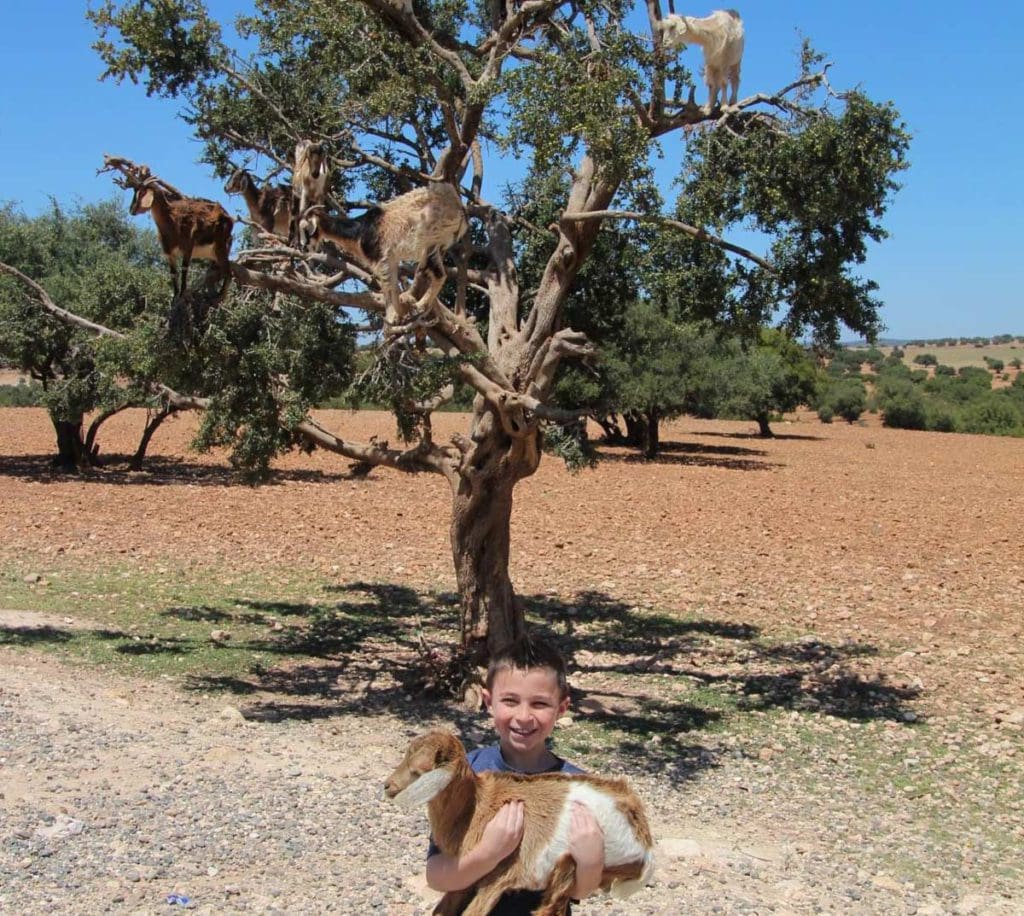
[130,406,177,470]
[642,406,660,458]
[597,414,626,444]
[756,413,773,437]
[84,406,128,462]
[50,414,90,471]
[449,413,541,663]
[623,411,645,448]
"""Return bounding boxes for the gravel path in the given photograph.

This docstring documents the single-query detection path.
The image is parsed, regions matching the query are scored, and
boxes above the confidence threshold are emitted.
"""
[1,646,1017,916]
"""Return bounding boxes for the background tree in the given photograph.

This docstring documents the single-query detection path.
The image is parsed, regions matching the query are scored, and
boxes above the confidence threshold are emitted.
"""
[694,328,821,436]
[0,200,169,468]
[7,1,908,668]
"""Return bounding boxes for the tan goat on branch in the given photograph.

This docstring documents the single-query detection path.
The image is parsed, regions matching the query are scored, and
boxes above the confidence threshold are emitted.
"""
[224,169,291,239]
[291,139,329,246]
[299,182,468,325]
[660,9,745,109]
[385,731,655,916]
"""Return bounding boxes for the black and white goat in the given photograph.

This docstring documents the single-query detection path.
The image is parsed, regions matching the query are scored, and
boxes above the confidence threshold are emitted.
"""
[299,182,468,324]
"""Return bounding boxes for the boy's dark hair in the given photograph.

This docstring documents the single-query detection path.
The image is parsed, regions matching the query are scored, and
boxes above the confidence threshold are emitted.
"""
[486,636,569,698]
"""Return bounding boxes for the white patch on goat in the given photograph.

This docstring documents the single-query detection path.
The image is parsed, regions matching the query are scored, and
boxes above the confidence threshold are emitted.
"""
[530,783,648,889]
[391,767,454,809]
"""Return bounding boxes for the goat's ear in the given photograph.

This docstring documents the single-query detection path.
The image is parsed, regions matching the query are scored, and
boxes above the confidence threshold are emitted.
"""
[139,189,155,210]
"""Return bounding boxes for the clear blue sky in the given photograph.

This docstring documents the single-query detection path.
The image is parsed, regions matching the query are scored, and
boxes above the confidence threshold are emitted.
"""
[1,2,1022,340]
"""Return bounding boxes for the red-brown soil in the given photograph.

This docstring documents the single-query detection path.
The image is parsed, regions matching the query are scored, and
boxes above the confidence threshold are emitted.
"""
[2,407,1022,715]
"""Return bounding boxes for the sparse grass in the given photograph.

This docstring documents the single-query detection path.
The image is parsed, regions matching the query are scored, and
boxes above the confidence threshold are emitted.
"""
[894,343,1023,371]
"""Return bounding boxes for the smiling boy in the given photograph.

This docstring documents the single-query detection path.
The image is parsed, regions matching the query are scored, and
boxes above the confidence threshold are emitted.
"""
[425,638,604,914]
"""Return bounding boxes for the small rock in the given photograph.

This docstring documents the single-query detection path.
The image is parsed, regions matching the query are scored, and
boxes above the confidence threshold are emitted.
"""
[209,630,231,643]
[23,573,42,584]
[556,715,574,728]
[33,815,85,841]
[219,706,246,724]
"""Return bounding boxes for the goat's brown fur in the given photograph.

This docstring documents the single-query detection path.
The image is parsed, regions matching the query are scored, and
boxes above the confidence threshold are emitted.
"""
[129,184,233,299]
[225,169,290,239]
[385,731,654,916]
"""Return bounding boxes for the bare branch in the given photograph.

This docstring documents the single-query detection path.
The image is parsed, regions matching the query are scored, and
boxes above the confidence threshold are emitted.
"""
[559,209,776,272]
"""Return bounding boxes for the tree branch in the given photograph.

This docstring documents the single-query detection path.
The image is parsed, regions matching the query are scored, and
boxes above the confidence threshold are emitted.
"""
[559,209,776,272]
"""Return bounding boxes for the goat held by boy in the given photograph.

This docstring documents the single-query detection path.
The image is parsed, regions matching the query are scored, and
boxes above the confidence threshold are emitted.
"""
[385,731,655,916]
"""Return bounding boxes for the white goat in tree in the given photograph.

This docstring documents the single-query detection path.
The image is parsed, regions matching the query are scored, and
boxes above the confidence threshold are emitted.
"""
[660,9,745,109]
[299,182,468,325]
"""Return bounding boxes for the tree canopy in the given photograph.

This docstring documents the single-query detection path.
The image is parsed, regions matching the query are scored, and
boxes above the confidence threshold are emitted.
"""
[3,1,909,667]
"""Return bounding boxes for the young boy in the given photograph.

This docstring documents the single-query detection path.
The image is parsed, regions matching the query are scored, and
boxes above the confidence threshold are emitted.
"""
[425,637,605,914]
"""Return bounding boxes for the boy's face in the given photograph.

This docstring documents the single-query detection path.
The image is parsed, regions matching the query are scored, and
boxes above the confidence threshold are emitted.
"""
[483,666,570,759]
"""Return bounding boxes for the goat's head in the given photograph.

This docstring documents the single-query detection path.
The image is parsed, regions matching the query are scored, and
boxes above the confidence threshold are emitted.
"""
[224,169,250,196]
[659,14,689,49]
[128,176,159,216]
[297,205,328,248]
[384,731,464,808]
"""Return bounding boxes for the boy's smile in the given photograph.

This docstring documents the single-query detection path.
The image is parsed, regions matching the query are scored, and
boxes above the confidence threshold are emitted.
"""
[483,666,570,771]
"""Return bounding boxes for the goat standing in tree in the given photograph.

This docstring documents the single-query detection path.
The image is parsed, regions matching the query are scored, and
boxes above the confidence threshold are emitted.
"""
[291,140,329,247]
[300,182,468,326]
[224,169,291,240]
[660,9,745,109]
[101,157,234,299]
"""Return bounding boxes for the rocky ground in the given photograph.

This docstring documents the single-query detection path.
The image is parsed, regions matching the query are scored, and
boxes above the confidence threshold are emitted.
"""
[1,408,1022,914]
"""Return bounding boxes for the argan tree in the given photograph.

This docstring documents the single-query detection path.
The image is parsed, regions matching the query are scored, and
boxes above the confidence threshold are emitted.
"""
[13,1,907,664]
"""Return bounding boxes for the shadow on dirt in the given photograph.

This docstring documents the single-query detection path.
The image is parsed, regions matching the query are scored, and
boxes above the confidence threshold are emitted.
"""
[595,442,779,471]
[0,454,360,486]
[1,582,919,786]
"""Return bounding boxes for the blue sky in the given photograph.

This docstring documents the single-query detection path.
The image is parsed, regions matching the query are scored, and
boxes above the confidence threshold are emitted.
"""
[1,2,1022,339]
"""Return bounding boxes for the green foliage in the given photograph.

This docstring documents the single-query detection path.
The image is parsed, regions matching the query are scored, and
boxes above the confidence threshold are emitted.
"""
[983,357,1004,372]
[913,352,937,366]
[191,292,356,475]
[817,377,866,424]
[704,328,821,430]
[541,422,597,474]
[0,380,43,406]
[877,378,926,430]
[0,200,168,450]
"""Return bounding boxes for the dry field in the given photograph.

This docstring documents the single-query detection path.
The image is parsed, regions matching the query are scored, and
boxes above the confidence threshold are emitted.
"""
[2,406,1023,914]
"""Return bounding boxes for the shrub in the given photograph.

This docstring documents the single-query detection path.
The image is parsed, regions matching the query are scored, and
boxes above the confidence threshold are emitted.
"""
[913,352,938,366]
[960,394,1024,436]
[935,364,956,376]
[0,381,43,407]
[820,379,867,423]
[1010,358,1022,370]
[879,380,927,430]
[816,404,834,423]
[984,357,1005,372]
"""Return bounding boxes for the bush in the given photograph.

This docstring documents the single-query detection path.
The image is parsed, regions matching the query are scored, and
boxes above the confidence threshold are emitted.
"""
[819,379,867,423]
[816,404,834,423]
[984,357,1005,372]
[879,380,927,430]
[935,364,956,376]
[1010,358,1022,370]
[913,353,938,366]
[960,394,1024,436]
[0,380,43,406]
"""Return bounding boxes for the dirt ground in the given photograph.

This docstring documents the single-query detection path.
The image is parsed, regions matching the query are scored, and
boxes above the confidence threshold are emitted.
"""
[2,407,1023,914]
[2,407,1022,714]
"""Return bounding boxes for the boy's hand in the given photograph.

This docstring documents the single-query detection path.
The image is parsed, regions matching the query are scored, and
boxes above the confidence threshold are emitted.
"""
[476,800,525,864]
[568,802,605,895]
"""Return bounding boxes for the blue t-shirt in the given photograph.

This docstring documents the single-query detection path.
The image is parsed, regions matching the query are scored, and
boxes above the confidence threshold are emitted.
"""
[427,743,584,915]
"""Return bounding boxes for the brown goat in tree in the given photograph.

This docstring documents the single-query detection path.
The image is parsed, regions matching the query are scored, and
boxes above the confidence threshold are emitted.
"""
[385,731,655,916]
[299,182,468,325]
[124,173,233,298]
[224,169,291,239]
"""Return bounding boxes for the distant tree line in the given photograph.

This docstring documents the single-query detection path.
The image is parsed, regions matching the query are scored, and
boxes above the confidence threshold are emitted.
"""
[821,346,1024,436]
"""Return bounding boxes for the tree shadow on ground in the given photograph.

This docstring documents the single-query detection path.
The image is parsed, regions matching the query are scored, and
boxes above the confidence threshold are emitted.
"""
[694,430,823,442]
[178,583,919,785]
[0,454,355,486]
[594,446,779,471]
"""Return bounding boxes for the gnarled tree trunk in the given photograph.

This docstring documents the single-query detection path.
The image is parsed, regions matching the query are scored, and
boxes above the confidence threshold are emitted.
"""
[50,414,92,471]
[449,411,542,661]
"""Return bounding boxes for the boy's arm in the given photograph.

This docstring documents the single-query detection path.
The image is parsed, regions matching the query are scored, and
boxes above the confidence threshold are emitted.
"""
[425,800,525,892]
[568,802,605,898]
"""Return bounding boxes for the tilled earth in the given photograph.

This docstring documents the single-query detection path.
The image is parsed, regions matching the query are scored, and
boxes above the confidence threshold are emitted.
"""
[1,408,1022,914]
